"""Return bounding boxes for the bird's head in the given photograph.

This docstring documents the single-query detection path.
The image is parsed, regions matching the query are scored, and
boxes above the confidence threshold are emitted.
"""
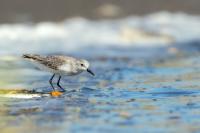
[77,59,95,76]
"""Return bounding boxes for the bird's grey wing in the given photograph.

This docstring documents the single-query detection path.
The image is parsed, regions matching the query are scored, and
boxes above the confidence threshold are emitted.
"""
[38,56,67,70]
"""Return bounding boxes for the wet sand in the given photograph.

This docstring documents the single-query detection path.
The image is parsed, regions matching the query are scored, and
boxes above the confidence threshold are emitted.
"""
[0,45,200,133]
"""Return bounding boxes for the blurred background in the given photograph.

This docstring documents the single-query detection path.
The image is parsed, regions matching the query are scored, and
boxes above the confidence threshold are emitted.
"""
[1,1,200,133]
[0,0,200,23]
[0,0,200,55]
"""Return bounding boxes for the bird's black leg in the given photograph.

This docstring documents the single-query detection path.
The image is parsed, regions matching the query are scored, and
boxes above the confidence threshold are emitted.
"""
[49,74,55,91]
[57,75,65,92]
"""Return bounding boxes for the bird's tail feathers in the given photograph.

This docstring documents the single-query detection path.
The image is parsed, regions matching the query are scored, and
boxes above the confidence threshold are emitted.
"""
[22,54,42,61]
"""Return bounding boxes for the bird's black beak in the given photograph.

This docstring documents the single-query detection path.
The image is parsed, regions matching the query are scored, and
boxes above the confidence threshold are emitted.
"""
[87,69,95,76]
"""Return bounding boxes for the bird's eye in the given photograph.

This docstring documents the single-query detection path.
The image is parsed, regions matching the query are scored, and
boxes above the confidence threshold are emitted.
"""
[81,64,84,67]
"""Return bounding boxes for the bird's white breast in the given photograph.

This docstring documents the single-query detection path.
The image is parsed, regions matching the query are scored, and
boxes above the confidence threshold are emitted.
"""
[58,63,81,76]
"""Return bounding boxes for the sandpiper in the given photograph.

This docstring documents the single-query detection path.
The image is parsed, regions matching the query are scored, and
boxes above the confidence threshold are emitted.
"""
[23,54,95,92]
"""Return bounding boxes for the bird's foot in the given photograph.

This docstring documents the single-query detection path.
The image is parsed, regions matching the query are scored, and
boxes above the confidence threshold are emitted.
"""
[58,87,66,92]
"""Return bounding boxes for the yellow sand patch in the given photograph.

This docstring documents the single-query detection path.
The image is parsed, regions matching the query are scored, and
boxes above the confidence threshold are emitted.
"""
[0,89,31,94]
[0,89,49,99]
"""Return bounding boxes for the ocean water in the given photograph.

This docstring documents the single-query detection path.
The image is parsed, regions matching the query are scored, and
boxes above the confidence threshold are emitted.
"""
[0,12,200,133]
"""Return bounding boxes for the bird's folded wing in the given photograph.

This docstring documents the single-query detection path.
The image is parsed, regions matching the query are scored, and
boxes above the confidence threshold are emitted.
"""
[38,56,67,70]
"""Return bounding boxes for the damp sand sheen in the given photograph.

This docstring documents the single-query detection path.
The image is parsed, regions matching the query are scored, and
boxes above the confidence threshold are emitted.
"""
[0,89,50,99]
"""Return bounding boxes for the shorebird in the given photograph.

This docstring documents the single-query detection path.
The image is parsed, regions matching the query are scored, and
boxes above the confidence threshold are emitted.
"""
[23,54,95,92]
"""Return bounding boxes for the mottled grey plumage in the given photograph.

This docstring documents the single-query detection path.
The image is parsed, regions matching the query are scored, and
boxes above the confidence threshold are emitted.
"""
[23,54,95,92]
[23,54,71,70]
